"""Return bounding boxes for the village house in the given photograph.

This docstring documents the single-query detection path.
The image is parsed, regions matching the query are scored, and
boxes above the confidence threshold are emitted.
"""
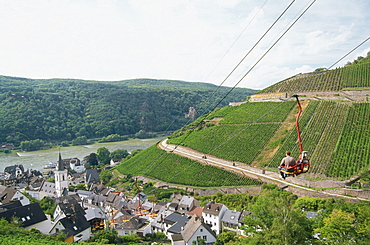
[68,158,86,173]
[221,209,240,233]
[0,201,52,233]
[1,164,32,186]
[115,216,151,237]
[53,195,85,222]
[180,214,217,245]
[177,195,200,215]
[85,207,106,232]
[49,211,91,242]
[85,169,100,186]
[0,185,30,206]
[39,179,57,198]
[202,201,228,235]
[51,194,91,242]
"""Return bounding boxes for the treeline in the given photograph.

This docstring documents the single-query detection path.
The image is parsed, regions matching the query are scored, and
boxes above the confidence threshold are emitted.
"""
[0,76,257,146]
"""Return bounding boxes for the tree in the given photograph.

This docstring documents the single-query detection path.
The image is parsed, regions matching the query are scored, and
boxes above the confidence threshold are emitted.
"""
[110,149,129,160]
[355,203,370,242]
[100,170,113,184]
[124,148,142,160]
[87,230,120,244]
[135,130,156,139]
[243,189,312,245]
[38,196,56,216]
[215,231,237,245]
[83,153,98,166]
[20,139,46,151]
[314,209,357,244]
[72,136,87,146]
[97,147,111,165]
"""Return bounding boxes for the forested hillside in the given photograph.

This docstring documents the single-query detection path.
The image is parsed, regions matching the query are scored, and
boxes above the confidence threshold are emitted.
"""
[0,76,257,145]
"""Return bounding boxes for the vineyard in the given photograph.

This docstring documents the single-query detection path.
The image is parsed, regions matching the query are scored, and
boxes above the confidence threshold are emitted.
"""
[168,98,370,181]
[168,101,296,164]
[118,58,370,184]
[115,145,262,187]
[258,61,370,93]
[326,103,370,178]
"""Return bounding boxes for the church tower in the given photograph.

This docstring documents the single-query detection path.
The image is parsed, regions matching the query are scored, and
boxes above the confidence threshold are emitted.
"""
[55,152,68,197]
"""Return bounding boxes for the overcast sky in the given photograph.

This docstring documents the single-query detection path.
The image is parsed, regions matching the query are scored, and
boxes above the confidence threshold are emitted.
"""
[0,0,369,89]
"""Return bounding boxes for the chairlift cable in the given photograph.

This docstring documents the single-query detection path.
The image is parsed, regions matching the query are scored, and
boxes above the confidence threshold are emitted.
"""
[139,0,299,177]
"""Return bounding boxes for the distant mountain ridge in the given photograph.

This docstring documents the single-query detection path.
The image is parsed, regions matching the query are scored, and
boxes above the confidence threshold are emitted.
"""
[0,76,257,145]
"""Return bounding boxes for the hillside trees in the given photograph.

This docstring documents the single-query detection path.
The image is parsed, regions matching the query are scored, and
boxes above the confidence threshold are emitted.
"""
[83,153,99,167]
[110,149,129,160]
[242,188,312,245]
[97,147,111,165]
[0,76,256,145]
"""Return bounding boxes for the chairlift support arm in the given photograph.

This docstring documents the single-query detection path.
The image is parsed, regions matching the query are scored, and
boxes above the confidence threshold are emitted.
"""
[293,94,303,153]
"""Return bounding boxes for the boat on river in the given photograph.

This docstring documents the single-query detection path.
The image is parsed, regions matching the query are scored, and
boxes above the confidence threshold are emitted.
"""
[43,162,56,169]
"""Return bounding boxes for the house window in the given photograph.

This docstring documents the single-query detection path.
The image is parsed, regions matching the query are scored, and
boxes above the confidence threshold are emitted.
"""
[200,228,203,232]
[203,236,207,241]
[197,236,201,240]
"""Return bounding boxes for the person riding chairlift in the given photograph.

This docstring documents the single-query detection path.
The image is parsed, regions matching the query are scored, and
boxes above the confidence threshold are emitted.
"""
[278,151,296,179]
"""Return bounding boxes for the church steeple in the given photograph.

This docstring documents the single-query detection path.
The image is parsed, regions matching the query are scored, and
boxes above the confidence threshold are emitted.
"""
[55,150,68,198]
[57,151,64,171]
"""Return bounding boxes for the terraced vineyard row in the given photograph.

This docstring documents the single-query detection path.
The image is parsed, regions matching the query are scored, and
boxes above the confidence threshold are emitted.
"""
[202,101,295,124]
[215,101,295,124]
[341,62,370,88]
[265,100,320,167]
[326,103,370,178]
[169,123,280,164]
[310,102,349,174]
[115,145,262,187]
[259,61,370,93]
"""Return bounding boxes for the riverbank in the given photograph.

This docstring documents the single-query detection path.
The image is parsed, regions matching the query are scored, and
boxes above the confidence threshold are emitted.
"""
[0,137,165,172]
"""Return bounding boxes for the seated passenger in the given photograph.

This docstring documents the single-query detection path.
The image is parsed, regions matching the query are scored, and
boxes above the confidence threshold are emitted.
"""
[278,151,296,179]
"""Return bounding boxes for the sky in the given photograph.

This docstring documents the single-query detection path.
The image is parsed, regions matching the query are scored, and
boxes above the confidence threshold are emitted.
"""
[0,0,369,90]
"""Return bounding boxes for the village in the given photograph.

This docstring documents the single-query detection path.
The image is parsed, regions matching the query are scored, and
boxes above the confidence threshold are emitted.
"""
[0,153,261,244]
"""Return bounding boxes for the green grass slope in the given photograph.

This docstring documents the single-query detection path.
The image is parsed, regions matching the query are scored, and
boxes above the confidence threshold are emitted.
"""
[115,144,262,187]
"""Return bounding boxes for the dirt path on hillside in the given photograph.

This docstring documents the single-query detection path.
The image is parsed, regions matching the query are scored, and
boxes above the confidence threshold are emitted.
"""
[157,139,370,201]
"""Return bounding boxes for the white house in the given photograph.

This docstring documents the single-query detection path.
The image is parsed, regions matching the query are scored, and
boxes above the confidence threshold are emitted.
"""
[0,185,30,206]
[180,215,217,245]
[49,212,91,242]
[202,201,228,235]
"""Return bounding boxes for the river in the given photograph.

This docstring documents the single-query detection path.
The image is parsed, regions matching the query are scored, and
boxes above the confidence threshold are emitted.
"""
[0,137,165,172]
